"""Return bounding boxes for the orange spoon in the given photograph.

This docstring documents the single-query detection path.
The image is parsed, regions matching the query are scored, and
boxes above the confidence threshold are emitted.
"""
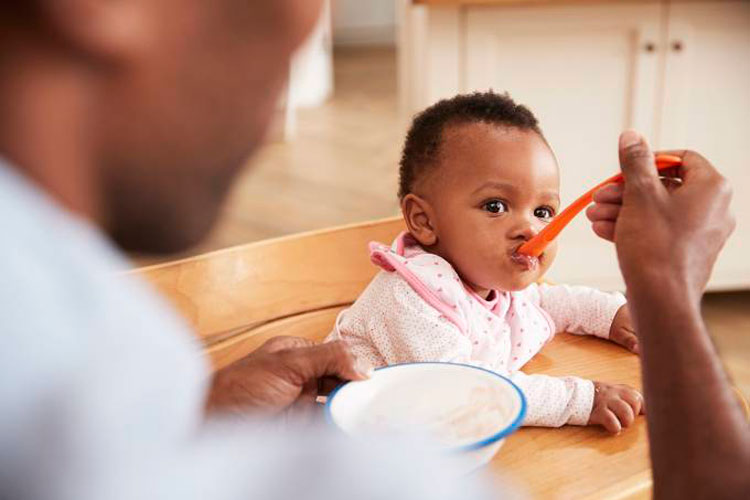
[517,154,683,258]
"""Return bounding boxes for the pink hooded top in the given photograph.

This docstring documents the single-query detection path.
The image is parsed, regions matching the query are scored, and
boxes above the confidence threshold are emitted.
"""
[327,232,627,427]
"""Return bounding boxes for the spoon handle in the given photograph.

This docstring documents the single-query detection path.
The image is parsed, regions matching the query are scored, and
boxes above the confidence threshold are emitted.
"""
[517,154,683,257]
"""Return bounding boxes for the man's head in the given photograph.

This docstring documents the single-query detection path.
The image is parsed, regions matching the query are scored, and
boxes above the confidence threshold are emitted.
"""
[0,0,322,253]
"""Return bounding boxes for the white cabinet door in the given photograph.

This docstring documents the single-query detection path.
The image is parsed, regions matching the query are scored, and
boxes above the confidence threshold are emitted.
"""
[464,4,664,290]
[659,1,750,290]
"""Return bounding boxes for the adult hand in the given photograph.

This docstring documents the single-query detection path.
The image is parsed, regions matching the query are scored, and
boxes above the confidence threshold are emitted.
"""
[586,130,735,300]
[206,336,372,416]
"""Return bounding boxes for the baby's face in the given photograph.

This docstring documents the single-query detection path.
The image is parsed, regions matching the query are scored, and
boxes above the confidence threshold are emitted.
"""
[418,123,560,293]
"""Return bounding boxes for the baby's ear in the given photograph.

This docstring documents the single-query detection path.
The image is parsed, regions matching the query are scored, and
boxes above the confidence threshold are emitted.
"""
[401,194,437,246]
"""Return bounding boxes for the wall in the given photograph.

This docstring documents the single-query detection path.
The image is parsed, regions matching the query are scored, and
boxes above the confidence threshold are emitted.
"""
[332,0,396,46]
[289,1,333,109]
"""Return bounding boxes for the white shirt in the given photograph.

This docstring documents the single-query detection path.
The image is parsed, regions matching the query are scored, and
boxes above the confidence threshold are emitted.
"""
[0,161,490,500]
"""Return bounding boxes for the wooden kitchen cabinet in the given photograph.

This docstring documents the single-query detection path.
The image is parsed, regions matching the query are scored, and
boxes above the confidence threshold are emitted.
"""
[658,1,750,289]
[398,0,750,291]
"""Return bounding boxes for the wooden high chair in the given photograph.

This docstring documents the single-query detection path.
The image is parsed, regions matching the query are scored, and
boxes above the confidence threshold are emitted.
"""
[133,216,652,499]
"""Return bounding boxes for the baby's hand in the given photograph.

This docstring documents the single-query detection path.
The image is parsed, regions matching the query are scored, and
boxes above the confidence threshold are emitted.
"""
[609,305,639,354]
[588,381,645,434]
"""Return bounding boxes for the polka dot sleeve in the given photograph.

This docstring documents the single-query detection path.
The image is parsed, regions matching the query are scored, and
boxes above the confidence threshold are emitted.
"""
[510,371,595,427]
[535,283,627,339]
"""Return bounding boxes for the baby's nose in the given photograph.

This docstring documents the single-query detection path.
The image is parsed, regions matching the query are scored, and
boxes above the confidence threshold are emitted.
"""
[510,220,541,241]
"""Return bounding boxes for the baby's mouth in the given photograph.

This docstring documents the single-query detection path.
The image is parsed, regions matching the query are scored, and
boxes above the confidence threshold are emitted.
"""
[509,245,541,272]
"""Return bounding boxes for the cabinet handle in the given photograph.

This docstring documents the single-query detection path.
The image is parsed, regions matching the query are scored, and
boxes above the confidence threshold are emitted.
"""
[644,42,656,53]
[671,40,684,52]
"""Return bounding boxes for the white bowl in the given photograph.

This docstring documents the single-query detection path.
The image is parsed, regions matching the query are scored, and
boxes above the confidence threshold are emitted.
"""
[325,362,526,472]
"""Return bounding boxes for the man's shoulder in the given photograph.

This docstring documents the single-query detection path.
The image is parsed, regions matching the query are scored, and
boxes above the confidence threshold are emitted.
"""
[0,181,199,367]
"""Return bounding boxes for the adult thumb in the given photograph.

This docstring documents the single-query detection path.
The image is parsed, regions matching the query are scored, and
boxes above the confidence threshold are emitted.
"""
[284,341,372,383]
[618,130,662,196]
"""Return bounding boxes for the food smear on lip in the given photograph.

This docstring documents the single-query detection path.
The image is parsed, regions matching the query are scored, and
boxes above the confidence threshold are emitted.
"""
[511,252,539,271]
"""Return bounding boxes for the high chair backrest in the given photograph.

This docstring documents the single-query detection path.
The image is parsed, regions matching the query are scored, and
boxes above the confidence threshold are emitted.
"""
[132,217,406,370]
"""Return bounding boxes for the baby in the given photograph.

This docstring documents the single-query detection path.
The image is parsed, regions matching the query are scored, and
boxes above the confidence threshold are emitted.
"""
[328,92,643,433]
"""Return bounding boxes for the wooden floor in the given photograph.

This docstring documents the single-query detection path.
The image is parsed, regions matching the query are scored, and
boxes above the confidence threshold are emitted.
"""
[145,47,750,402]
[702,292,750,400]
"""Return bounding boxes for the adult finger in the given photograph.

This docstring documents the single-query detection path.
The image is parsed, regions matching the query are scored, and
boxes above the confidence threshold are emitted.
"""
[288,379,323,424]
[601,409,622,434]
[318,375,346,396]
[592,183,624,204]
[281,341,373,386]
[260,336,316,354]
[300,378,318,400]
[662,149,727,197]
[591,220,616,242]
[610,399,635,428]
[654,149,687,158]
[586,203,621,223]
[618,130,664,198]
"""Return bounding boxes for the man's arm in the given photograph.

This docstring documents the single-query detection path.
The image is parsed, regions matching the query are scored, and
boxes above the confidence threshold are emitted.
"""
[629,279,749,498]
[587,131,749,499]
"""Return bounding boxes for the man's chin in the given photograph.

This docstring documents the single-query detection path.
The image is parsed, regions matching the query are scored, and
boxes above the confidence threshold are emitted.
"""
[110,205,219,256]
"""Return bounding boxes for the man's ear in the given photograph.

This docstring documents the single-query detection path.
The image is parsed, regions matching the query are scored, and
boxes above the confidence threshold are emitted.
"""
[401,193,438,247]
[37,0,155,61]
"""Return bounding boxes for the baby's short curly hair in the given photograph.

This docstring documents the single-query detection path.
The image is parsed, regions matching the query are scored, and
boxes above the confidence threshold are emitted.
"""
[398,91,544,199]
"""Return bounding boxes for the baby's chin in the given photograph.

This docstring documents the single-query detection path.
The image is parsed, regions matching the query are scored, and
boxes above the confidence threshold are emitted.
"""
[497,278,537,292]
[493,264,551,291]
[482,273,535,292]
[504,256,554,290]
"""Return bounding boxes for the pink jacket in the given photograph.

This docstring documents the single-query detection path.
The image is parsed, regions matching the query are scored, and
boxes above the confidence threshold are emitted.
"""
[328,232,626,427]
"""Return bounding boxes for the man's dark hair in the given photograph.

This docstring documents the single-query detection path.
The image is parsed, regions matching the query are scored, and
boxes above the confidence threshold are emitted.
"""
[398,91,544,199]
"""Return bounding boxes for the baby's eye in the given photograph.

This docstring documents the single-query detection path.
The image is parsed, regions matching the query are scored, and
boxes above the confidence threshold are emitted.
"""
[483,200,508,214]
[534,206,555,220]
